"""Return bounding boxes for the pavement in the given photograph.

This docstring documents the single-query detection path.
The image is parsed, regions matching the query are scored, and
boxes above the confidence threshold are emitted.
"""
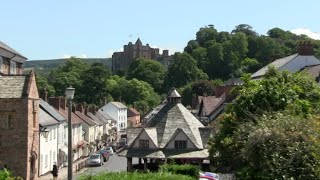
[39,157,88,180]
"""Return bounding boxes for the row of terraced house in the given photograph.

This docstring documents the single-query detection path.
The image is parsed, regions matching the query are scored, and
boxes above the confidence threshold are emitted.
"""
[0,41,141,179]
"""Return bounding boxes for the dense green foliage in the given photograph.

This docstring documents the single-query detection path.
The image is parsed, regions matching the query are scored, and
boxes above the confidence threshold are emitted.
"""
[185,24,320,81]
[210,68,320,179]
[79,172,194,180]
[128,58,166,93]
[160,164,199,178]
[36,74,55,97]
[0,169,22,180]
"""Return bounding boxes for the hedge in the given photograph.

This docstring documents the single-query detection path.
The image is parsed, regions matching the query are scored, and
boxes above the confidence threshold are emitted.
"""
[79,172,194,180]
[159,164,199,178]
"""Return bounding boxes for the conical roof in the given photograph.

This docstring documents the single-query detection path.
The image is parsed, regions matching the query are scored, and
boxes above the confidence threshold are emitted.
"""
[169,89,181,98]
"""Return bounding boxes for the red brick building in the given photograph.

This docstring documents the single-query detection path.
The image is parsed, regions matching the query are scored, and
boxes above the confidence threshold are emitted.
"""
[127,107,141,128]
[0,71,40,179]
[0,41,27,75]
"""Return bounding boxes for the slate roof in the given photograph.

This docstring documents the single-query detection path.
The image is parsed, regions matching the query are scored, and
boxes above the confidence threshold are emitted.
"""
[148,103,206,149]
[169,89,181,98]
[110,102,127,109]
[251,54,320,78]
[128,108,140,117]
[0,76,29,98]
[301,64,320,80]
[75,111,97,126]
[39,108,60,126]
[87,112,105,126]
[40,99,65,122]
[144,128,158,147]
[0,41,27,59]
[97,111,117,123]
[118,149,209,159]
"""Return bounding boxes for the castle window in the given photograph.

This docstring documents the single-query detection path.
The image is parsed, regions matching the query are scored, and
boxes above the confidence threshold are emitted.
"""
[175,140,187,149]
[139,139,149,148]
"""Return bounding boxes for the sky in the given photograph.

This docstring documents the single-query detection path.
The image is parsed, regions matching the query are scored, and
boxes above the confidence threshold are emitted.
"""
[1,0,319,60]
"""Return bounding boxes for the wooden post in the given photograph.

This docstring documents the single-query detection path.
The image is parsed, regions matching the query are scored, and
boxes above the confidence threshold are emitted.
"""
[127,157,132,171]
[198,159,203,169]
[143,158,147,171]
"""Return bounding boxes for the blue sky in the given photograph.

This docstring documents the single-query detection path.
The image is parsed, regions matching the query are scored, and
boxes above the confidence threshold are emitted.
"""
[1,0,319,60]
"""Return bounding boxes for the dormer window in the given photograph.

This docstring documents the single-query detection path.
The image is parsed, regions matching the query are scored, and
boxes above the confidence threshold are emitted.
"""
[175,140,187,149]
[10,61,16,75]
[139,139,149,148]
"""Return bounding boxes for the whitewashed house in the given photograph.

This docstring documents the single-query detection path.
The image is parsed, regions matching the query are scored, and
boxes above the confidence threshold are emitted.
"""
[99,102,127,131]
[39,108,59,176]
[40,99,68,168]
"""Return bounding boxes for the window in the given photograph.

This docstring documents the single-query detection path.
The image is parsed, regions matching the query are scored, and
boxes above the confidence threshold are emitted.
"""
[54,129,56,139]
[10,61,16,75]
[0,113,14,129]
[49,130,52,141]
[0,56,3,73]
[139,140,149,148]
[175,140,187,149]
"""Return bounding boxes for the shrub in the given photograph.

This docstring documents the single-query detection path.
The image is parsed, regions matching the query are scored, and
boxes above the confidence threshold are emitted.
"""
[79,172,194,180]
[160,164,199,178]
[0,169,23,180]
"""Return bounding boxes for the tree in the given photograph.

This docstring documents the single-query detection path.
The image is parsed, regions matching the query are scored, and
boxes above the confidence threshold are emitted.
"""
[196,26,218,46]
[211,68,320,179]
[127,58,165,93]
[36,74,55,97]
[191,80,215,96]
[232,24,258,36]
[77,63,111,105]
[166,52,208,88]
[184,40,200,54]
[191,47,208,71]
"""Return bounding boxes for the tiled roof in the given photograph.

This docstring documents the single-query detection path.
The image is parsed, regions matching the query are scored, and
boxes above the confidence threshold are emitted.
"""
[169,89,181,98]
[110,102,127,109]
[75,111,97,126]
[40,99,65,122]
[87,112,105,126]
[58,109,83,125]
[0,41,27,59]
[39,108,59,126]
[201,96,225,116]
[0,75,29,98]
[127,108,140,116]
[118,148,209,159]
[252,54,299,78]
[301,64,320,80]
[147,103,209,149]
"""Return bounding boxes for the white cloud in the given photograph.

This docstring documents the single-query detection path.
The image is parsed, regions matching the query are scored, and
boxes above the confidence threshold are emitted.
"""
[106,48,124,58]
[291,28,320,40]
[61,53,88,59]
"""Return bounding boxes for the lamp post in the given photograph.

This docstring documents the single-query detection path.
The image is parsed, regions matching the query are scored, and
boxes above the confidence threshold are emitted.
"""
[65,87,75,180]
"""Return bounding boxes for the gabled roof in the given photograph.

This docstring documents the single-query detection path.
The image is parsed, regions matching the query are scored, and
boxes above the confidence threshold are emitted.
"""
[0,76,28,98]
[251,54,320,78]
[87,112,105,126]
[58,109,83,125]
[127,128,144,146]
[128,108,140,116]
[39,108,59,126]
[97,111,117,123]
[40,99,65,122]
[0,41,27,59]
[199,95,225,116]
[144,128,158,147]
[164,128,196,149]
[110,102,127,109]
[147,103,207,149]
[75,111,97,126]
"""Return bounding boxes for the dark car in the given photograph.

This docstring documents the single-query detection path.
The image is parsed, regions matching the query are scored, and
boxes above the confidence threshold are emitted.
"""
[96,150,110,162]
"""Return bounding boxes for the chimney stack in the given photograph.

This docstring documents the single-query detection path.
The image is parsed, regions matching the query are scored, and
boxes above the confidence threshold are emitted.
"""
[48,97,60,110]
[76,104,84,113]
[298,41,314,55]
[72,104,76,113]
[60,98,67,110]
[89,105,96,115]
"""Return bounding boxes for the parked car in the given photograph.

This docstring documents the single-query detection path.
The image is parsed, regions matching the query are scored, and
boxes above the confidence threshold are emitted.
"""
[104,146,114,155]
[87,154,104,167]
[97,149,110,162]
[199,172,219,180]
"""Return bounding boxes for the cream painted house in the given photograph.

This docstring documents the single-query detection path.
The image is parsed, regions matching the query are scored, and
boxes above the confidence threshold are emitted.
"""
[99,102,127,131]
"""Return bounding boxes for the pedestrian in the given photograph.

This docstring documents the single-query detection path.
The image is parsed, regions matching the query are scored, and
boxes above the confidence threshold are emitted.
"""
[51,162,58,180]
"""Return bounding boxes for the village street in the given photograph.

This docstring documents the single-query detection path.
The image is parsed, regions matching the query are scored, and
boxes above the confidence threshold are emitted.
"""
[70,155,138,180]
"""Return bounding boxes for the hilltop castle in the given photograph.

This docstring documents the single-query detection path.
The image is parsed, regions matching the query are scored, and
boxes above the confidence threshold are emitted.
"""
[112,38,173,73]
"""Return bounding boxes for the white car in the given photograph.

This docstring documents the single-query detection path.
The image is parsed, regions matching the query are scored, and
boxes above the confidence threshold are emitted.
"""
[87,154,104,167]
[105,146,114,155]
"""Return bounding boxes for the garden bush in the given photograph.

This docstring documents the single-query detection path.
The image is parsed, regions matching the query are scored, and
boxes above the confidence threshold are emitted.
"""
[160,163,199,178]
[79,172,194,180]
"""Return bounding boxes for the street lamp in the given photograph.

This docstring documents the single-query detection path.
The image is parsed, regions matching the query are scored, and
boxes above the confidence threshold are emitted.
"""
[65,87,75,180]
